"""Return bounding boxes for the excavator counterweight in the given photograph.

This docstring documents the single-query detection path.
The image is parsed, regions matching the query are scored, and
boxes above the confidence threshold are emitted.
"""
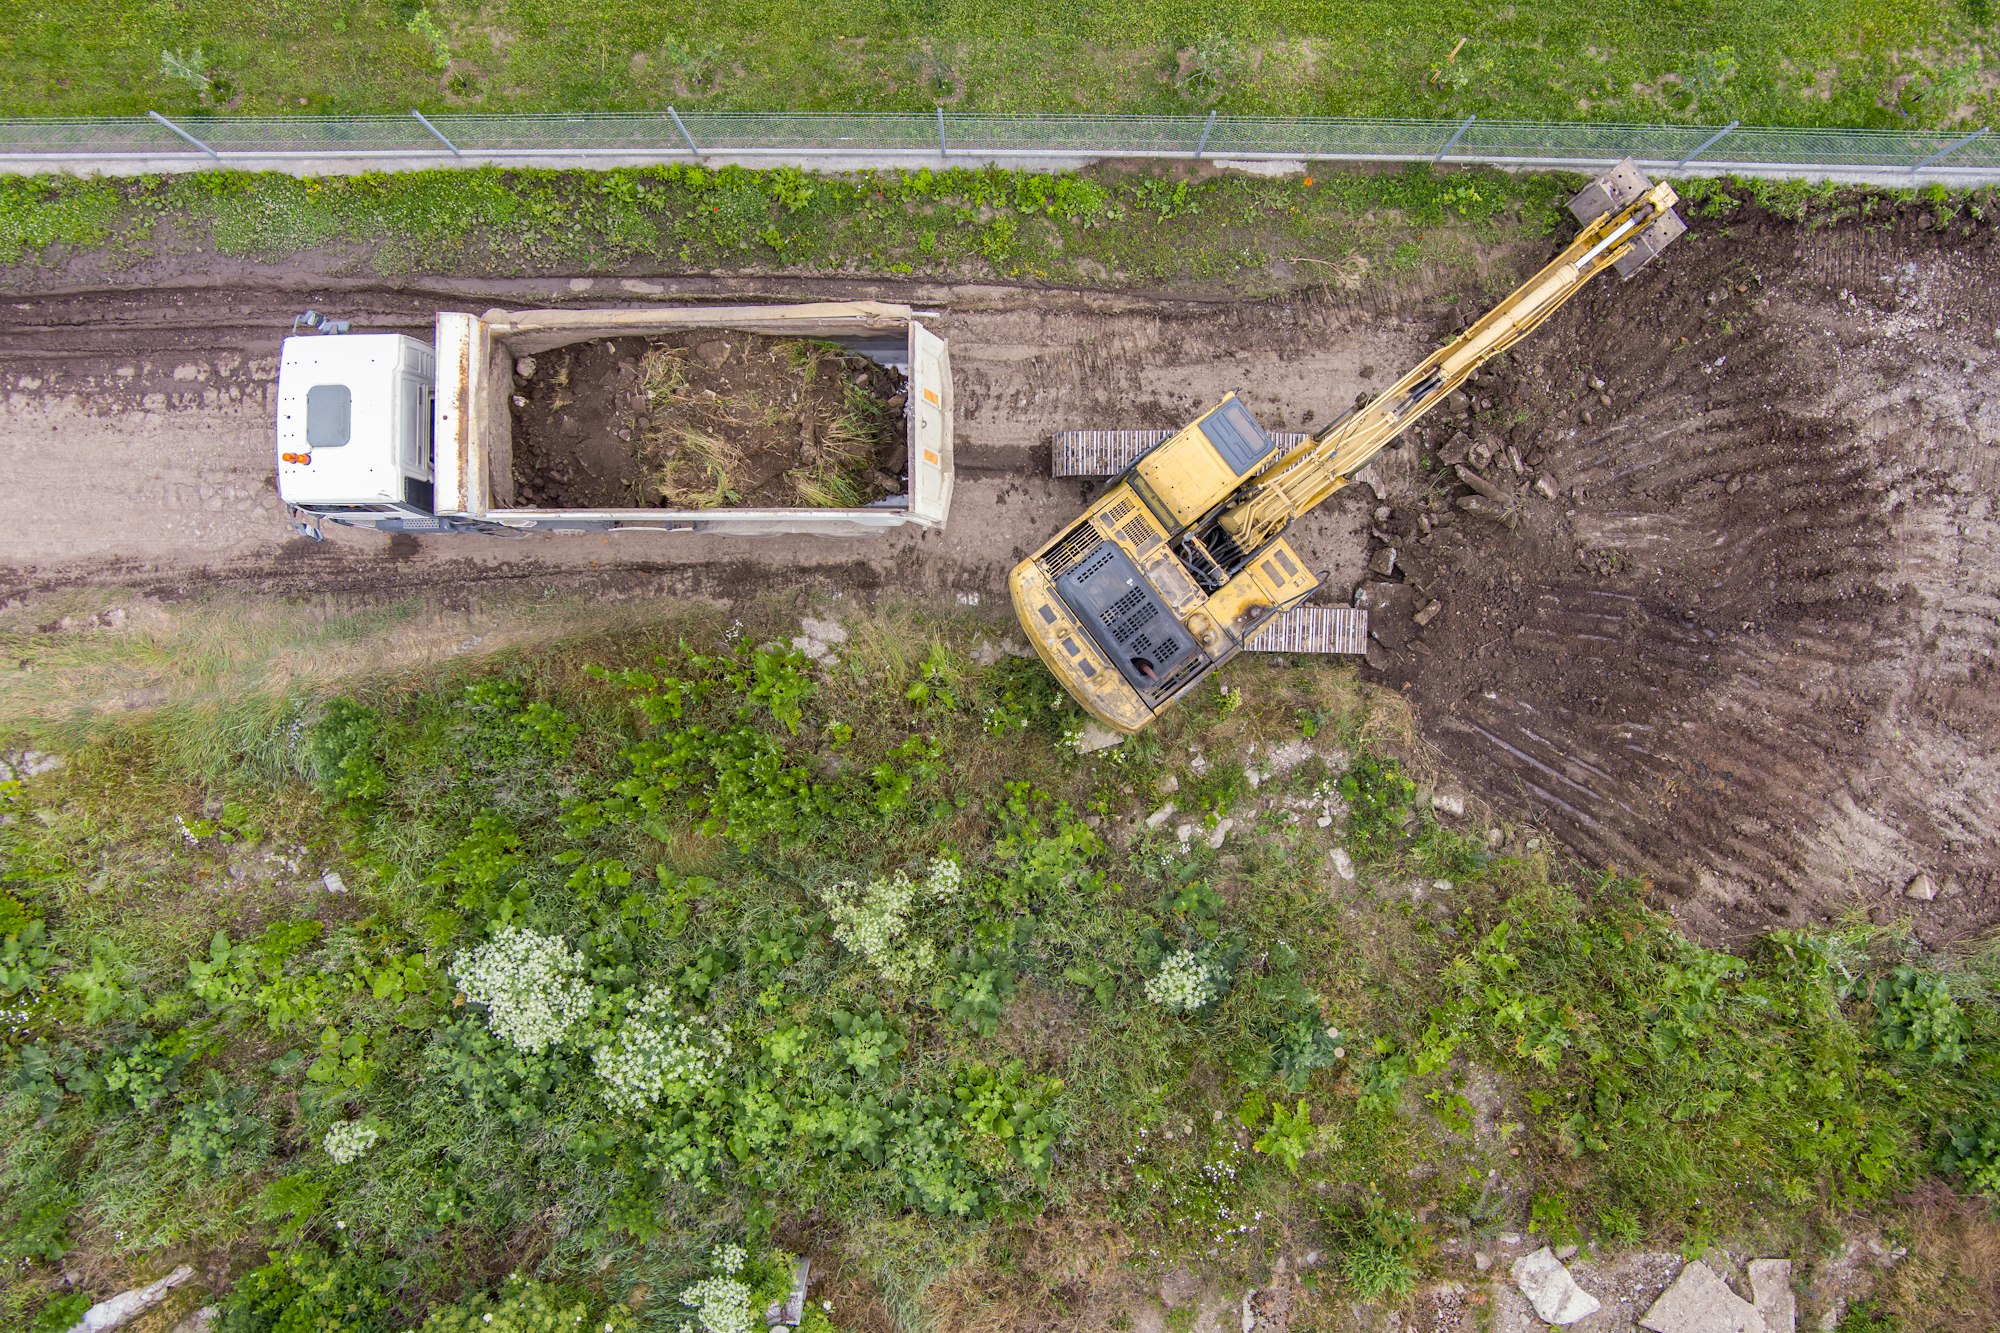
[1009,160,1686,734]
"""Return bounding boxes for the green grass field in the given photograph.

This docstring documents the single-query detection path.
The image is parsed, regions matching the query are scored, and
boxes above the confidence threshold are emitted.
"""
[0,0,1993,126]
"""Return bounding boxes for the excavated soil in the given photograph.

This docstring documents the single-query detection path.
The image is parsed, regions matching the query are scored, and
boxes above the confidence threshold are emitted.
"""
[1364,199,2000,940]
[509,331,905,509]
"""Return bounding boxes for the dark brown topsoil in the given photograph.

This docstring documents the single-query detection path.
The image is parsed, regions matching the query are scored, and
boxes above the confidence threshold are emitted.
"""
[508,331,906,509]
[1357,196,2000,941]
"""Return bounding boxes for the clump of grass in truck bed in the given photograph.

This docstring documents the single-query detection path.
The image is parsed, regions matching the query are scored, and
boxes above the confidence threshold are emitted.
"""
[793,377,899,508]
[634,335,901,510]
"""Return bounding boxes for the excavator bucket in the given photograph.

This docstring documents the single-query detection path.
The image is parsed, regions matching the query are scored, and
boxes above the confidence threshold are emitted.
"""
[1612,210,1685,279]
[1567,159,1650,225]
[1568,158,1686,280]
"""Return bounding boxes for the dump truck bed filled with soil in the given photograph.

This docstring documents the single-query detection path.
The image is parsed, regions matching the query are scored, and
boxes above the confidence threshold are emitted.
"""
[510,332,907,510]
[434,302,951,535]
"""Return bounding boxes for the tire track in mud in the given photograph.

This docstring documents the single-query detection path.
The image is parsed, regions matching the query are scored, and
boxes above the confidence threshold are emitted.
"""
[1381,202,2000,941]
[0,271,1414,608]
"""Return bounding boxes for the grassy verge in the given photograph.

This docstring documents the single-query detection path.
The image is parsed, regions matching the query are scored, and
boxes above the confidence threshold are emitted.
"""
[4,162,1966,296]
[0,588,698,754]
[1,0,1995,128]
[0,162,1575,292]
[1,596,1996,1331]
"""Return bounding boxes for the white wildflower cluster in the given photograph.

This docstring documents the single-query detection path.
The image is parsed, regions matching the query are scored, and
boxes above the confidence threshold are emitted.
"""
[818,857,961,985]
[322,1119,379,1164]
[592,987,732,1114]
[678,1244,752,1333]
[451,926,593,1054]
[1144,948,1221,1013]
[923,857,963,898]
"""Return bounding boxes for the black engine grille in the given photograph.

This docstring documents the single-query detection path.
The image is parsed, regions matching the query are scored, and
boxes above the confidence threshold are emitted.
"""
[1054,539,1203,696]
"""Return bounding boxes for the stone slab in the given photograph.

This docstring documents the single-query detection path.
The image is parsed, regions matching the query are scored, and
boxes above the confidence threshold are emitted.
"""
[1640,1260,1767,1333]
[1512,1246,1602,1325]
[1748,1259,1795,1333]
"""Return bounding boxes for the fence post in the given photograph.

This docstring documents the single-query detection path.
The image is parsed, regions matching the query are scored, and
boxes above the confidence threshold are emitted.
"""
[410,110,462,158]
[1193,110,1217,159]
[667,106,702,159]
[936,106,949,158]
[1911,126,1990,175]
[1432,114,1476,164]
[1674,120,1739,171]
[147,110,220,160]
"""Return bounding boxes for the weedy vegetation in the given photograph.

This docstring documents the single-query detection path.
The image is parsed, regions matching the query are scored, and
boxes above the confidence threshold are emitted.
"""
[0,162,1584,292]
[4,164,1990,305]
[1,599,1997,1330]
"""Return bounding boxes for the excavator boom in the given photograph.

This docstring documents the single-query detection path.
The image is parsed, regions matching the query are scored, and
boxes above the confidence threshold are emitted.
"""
[1009,161,1686,734]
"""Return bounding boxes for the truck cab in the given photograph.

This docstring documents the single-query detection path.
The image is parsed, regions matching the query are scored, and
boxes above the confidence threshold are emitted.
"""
[276,333,446,532]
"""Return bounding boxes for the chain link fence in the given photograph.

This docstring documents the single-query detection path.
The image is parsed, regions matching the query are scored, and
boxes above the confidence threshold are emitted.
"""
[0,111,1993,181]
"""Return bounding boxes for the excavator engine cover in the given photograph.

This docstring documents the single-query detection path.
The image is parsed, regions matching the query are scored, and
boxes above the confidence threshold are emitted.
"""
[1056,541,1203,694]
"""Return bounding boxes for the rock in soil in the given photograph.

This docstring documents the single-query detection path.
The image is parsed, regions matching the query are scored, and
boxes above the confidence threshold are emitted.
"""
[0,749,63,781]
[1640,1260,1766,1333]
[1074,722,1126,754]
[67,1264,196,1332]
[1511,1246,1601,1325]
[1748,1259,1796,1333]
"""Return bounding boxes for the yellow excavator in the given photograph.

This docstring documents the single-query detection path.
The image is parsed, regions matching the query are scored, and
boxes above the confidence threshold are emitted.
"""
[1009,159,1686,734]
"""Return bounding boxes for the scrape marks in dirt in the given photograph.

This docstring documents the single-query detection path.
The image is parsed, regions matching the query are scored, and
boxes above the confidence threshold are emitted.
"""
[1378,202,2000,940]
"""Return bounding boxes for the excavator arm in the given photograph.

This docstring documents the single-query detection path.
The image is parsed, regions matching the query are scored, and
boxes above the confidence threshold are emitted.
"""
[1216,164,1682,554]
[1009,161,1686,734]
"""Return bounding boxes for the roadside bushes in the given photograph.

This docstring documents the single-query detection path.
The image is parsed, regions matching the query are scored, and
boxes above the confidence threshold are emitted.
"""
[1399,880,2000,1227]
[5,612,1999,1327]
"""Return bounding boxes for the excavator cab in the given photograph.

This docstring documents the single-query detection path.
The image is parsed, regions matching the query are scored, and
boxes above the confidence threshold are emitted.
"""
[1008,390,1320,732]
[1012,160,1686,735]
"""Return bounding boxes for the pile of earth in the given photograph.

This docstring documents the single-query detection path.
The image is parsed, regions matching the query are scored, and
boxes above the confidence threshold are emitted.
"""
[1352,194,2000,942]
[509,330,907,509]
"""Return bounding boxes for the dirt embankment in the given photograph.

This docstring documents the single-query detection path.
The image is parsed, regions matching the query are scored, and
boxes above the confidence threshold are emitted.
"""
[1363,199,2000,942]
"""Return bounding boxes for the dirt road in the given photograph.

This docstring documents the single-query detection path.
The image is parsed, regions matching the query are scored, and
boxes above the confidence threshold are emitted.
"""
[0,275,1402,603]
[2,199,1995,944]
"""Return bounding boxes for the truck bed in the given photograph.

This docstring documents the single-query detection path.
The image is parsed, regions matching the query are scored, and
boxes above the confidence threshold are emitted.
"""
[434,302,952,536]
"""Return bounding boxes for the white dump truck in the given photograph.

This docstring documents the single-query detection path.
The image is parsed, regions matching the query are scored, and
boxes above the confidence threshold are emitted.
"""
[275,301,953,536]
